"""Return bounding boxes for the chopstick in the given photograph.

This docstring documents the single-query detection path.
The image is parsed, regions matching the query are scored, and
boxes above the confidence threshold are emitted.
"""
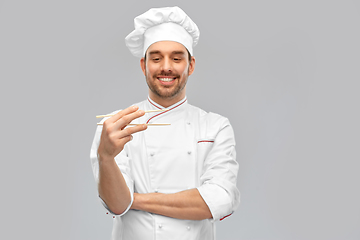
[96,109,168,118]
[97,123,171,126]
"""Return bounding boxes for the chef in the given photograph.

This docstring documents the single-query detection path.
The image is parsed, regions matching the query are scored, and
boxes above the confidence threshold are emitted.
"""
[90,6,240,240]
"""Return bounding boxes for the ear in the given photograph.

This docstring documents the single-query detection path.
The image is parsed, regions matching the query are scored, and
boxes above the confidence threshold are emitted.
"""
[188,56,196,76]
[140,57,146,76]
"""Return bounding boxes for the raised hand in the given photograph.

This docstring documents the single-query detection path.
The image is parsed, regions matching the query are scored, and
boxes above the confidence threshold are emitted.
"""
[97,105,147,162]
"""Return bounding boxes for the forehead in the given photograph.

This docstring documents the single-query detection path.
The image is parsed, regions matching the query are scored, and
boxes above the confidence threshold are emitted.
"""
[146,41,188,55]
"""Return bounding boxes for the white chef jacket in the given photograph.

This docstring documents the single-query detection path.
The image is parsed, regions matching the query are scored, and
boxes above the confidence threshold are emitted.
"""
[90,97,240,240]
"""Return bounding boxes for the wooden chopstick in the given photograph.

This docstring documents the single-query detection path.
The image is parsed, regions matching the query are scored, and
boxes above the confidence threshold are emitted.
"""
[96,109,168,118]
[97,123,171,126]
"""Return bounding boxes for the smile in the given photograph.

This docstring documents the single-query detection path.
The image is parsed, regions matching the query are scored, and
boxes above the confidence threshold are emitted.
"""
[158,77,176,82]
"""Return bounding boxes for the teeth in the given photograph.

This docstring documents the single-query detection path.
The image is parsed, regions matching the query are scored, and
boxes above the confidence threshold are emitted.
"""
[158,77,175,82]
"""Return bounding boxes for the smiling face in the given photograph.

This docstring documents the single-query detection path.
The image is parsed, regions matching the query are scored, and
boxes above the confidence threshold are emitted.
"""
[140,41,195,107]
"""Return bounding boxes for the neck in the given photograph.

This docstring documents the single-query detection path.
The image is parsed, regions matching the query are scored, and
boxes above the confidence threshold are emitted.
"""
[148,92,186,108]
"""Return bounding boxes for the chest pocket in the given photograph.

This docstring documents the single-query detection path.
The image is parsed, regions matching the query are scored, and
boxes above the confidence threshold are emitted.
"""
[145,120,196,194]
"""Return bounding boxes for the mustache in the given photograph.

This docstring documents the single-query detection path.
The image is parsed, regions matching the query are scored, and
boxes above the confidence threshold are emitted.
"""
[154,71,180,78]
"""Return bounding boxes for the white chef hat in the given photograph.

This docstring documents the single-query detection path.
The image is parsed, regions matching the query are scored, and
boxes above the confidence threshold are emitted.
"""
[125,6,200,58]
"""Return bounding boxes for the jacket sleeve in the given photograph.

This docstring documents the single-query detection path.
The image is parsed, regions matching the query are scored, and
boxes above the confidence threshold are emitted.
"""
[89,118,134,216]
[196,114,240,221]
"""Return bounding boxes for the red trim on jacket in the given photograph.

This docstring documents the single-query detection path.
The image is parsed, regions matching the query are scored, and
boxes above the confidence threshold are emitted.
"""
[197,140,214,143]
[146,98,187,124]
[148,97,162,109]
[220,213,232,221]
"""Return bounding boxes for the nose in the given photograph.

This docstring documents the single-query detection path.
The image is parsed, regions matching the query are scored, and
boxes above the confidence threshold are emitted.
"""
[161,57,172,73]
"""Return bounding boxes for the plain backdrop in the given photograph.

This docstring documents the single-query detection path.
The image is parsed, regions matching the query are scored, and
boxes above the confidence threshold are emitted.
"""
[1,0,359,239]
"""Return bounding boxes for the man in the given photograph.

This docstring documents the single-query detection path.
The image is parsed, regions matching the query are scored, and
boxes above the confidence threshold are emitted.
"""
[90,6,240,240]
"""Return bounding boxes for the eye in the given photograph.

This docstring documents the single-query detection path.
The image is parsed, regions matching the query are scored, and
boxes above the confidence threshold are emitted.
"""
[173,58,181,62]
[152,58,161,62]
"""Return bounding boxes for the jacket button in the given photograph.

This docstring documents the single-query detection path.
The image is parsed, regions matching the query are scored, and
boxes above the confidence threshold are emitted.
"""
[188,151,191,155]
[158,223,163,228]
[150,153,154,157]
[187,226,191,230]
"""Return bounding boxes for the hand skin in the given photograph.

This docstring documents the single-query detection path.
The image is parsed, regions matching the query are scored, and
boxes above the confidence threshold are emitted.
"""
[130,188,213,220]
[97,105,148,215]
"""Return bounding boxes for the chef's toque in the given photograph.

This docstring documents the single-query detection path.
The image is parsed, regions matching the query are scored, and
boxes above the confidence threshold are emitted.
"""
[125,6,200,58]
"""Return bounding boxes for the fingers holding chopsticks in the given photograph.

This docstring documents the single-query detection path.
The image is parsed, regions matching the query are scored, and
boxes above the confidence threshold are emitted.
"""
[108,106,145,130]
[97,105,148,162]
[104,105,140,124]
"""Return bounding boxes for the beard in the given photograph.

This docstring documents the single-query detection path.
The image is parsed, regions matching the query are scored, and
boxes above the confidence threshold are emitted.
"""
[145,70,189,99]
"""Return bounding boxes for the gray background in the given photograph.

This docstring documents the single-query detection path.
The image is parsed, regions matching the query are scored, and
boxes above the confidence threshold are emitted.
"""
[1,0,359,239]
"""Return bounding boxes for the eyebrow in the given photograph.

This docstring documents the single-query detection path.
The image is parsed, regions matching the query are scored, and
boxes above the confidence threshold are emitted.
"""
[172,51,186,55]
[148,50,186,55]
[148,51,161,55]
